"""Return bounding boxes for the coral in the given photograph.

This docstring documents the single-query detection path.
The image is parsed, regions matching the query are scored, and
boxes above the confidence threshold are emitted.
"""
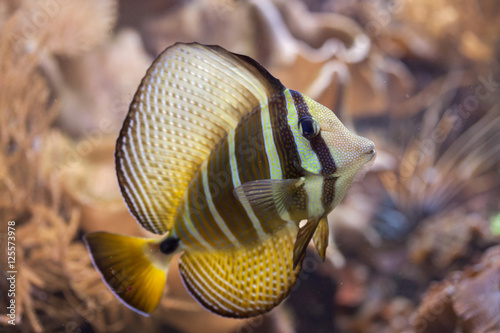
[412,245,500,333]
[0,2,129,332]
[1,0,499,332]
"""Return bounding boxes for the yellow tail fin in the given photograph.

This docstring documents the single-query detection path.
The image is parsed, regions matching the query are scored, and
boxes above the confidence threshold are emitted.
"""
[83,232,170,316]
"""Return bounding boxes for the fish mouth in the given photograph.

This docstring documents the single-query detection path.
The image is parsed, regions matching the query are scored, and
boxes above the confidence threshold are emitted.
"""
[365,148,376,157]
[363,144,376,163]
[365,150,376,163]
[364,141,376,156]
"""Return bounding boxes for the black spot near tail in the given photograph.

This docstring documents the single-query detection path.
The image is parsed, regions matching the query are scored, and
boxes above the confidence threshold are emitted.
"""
[159,237,180,254]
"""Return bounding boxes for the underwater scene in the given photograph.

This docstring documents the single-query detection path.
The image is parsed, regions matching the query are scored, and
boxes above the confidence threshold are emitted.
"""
[1,0,499,332]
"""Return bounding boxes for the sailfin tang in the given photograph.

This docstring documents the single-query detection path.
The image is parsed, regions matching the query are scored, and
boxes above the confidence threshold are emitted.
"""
[233,178,304,221]
[116,42,285,234]
[83,232,169,315]
[313,217,329,261]
[293,218,321,268]
[178,225,301,318]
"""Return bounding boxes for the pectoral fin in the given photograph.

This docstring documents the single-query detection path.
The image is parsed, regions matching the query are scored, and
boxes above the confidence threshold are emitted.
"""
[233,178,305,220]
[313,217,329,261]
[293,218,321,268]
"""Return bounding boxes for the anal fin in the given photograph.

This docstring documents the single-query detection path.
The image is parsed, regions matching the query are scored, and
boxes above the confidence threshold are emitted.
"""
[293,218,321,268]
[313,217,329,261]
[178,225,301,318]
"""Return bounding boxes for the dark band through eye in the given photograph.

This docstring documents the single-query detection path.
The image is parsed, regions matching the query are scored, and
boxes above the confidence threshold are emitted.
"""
[298,116,320,139]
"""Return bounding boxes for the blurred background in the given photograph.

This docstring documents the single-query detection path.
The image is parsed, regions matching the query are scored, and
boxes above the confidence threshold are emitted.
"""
[1,0,500,332]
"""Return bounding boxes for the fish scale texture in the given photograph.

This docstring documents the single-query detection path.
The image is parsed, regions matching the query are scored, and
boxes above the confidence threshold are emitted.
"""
[115,43,283,234]
[178,225,301,317]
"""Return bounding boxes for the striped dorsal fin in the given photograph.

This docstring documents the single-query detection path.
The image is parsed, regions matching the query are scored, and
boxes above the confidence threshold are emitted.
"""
[178,225,301,317]
[116,43,285,234]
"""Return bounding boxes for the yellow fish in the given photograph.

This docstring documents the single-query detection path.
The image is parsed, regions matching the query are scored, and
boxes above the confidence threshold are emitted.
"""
[84,43,375,317]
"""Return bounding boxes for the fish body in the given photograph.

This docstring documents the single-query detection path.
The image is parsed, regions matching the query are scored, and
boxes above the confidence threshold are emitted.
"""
[170,88,372,252]
[84,43,375,318]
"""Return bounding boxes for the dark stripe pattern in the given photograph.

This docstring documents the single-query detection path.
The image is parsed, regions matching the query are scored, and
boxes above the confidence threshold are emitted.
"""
[268,93,303,179]
[210,110,261,244]
[173,99,295,249]
[289,90,337,175]
[171,89,341,250]
[234,106,285,236]
[321,176,337,210]
[188,168,231,248]
[234,106,270,185]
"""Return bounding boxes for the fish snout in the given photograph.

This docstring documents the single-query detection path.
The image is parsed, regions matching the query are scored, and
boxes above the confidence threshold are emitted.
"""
[360,140,376,162]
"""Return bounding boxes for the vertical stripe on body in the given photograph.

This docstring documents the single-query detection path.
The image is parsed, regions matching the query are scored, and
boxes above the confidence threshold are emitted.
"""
[304,175,325,218]
[186,167,232,249]
[289,90,337,175]
[321,177,337,210]
[208,136,260,245]
[174,91,331,250]
[260,102,283,180]
[267,93,302,180]
[267,92,305,221]
[201,159,242,247]
[284,89,322,174]
[233,106,292,234]
[234,106,268,182]
[182,202,213,250]
[260,101,293,222]
[228,128,268,240]
[171,191,213,251]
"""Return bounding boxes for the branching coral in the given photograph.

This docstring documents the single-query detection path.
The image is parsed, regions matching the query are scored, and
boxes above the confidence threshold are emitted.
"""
[412,245,500,333]
[0,2,129,332]
[1,1,499,332]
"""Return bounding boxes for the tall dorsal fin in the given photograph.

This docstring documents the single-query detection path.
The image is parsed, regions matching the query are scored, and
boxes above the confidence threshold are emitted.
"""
[178,224,301,318]
[116,43,285,234]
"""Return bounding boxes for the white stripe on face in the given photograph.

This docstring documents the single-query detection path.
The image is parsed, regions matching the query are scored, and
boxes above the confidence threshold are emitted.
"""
[303,173,325,219]
[284,89,321,174]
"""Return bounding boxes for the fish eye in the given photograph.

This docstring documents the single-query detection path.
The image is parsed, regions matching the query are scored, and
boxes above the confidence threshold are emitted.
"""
[298,116,320,139]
